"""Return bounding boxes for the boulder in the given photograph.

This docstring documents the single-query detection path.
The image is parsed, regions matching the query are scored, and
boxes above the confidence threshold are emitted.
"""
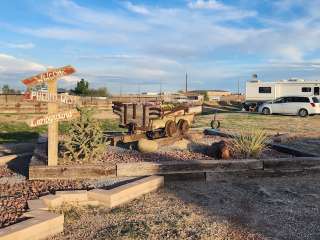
[137,139,159,153]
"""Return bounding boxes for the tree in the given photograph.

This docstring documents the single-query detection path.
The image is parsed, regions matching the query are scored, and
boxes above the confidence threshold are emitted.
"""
[2,84,19,94]
[2,85,10,94]
[74,79,89,95]
[88,87,110,97]
[204,91,209,102]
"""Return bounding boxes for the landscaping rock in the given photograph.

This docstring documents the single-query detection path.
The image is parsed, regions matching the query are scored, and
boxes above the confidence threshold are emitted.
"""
[137,139,158,153]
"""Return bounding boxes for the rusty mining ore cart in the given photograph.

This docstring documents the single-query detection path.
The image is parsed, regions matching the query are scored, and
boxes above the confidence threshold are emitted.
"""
[110,102,195,145]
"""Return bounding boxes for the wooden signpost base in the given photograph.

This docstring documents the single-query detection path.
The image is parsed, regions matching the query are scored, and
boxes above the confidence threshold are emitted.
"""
[47,80,58,166]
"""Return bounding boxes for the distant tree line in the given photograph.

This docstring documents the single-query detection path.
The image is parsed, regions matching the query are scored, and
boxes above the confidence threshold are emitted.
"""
[72,79,110,97]
[1,85,21,94]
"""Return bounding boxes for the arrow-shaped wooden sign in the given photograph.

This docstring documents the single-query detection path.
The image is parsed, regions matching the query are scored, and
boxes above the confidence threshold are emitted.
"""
[24,91,79,105]
[22,65,76,87]
[28,109,80,127]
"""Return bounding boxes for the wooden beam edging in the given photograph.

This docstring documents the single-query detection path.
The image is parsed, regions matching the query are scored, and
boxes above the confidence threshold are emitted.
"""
[263,157,320,170]
[116,157,320,177]
[29,164,116,180]
[204,128,320,157]
[0,176,164,240]
[116,159,263,177]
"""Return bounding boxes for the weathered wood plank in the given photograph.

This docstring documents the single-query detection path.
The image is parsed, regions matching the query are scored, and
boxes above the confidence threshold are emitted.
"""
[117,159,263,177]
[29,164,116,180]
[263,157,320,170]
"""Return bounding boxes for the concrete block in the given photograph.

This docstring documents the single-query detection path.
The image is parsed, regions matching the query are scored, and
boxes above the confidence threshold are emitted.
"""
[79,200,100,207]
[56,190,88,202]
[40,195,63,209]
[88,176,164,208]
[108,176,164,208]
[87,189,111,207]
[27,199,48,211]
[0,213,63,240]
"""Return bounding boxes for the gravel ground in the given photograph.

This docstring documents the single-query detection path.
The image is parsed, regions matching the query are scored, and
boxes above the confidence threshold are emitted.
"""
[62,135,292,166]
[50,171,320,240]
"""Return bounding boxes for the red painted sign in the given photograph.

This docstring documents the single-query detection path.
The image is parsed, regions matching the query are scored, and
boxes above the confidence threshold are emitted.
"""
[22,65,76,87]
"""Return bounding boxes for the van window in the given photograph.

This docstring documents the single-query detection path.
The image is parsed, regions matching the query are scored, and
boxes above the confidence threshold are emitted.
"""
[312,97,319,103]
[294,97,310,102]
[274,98,284,103]
[259,87,271,93]
[283,97,293,102]
[302,87,311,92]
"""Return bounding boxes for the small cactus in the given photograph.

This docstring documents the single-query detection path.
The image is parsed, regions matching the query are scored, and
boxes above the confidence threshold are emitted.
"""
[62,107,106,163]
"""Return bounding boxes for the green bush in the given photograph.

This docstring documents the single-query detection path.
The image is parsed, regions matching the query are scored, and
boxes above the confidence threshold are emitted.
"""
[62,108,106,163]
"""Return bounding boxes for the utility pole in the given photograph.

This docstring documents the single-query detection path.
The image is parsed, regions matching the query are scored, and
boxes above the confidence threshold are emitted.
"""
[185,72,188,93]
[237,79,240,101]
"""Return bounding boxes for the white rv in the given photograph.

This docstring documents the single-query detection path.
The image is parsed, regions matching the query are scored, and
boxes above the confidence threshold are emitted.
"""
[244,78,320,110]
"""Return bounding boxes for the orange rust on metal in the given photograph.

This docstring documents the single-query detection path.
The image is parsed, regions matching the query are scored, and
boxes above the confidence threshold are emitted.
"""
[22,65,76,87]
[28,109,80,127]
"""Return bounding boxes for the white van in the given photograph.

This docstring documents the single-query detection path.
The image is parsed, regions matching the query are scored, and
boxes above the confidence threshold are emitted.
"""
[258,96,320,117]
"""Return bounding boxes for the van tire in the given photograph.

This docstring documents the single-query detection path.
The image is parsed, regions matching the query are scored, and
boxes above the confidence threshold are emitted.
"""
[298,109,308,117]
[262,108,271,115]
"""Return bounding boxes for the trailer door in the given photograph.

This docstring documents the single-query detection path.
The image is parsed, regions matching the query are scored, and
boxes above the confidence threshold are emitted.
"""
[314,87,319,96]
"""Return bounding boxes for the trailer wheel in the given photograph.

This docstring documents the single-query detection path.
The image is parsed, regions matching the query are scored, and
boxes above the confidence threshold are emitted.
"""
[262,107,271,115]
[165,120,177,137]
[298,108,308,117]
[210,120,220,129]
[177,119,190,134]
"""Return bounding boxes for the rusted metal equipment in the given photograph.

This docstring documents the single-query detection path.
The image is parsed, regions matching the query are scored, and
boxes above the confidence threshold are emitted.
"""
[111,102,195,145]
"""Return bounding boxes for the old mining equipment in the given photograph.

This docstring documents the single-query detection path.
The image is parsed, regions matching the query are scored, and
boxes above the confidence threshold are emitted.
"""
[110,102,195,145]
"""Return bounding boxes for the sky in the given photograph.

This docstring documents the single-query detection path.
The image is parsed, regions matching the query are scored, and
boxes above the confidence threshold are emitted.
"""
[1,0,320,94]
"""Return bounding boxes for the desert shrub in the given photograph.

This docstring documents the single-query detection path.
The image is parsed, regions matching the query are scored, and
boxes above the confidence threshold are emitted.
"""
[230,128,269,158]
[62,108,106,163]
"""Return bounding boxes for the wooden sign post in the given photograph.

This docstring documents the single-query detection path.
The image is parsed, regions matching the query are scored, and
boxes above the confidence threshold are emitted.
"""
[22,65,77,166]
[47,80,59,166]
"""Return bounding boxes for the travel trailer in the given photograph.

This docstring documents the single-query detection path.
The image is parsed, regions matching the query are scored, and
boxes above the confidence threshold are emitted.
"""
[244,78,320,111]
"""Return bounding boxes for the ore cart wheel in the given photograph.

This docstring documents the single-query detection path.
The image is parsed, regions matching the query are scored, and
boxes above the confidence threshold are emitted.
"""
[177,119,190,134]
[165,120,177,137]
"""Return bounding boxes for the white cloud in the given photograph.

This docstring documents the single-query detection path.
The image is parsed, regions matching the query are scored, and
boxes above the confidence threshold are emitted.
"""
[125,2,150,15]
[277,46,303,62]
[0,53,45,73]
[188,0,256,20]
[188,0,228,10]
[0,42,35,49]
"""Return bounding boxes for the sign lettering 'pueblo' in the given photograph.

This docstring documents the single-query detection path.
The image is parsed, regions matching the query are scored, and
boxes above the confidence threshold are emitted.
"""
[28,109,80,127]
[22,65,76,87]
[24,91,79,105]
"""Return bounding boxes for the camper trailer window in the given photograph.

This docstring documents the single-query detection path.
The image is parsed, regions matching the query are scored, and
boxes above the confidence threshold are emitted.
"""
[302,87,311,92]
[259,87,271,93]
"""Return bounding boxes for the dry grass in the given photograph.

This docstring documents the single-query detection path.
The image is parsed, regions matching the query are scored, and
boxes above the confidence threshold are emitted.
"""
[194,113,320,155]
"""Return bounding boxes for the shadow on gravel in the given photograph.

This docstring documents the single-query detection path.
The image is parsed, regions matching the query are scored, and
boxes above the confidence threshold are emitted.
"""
[7,155,31,178]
